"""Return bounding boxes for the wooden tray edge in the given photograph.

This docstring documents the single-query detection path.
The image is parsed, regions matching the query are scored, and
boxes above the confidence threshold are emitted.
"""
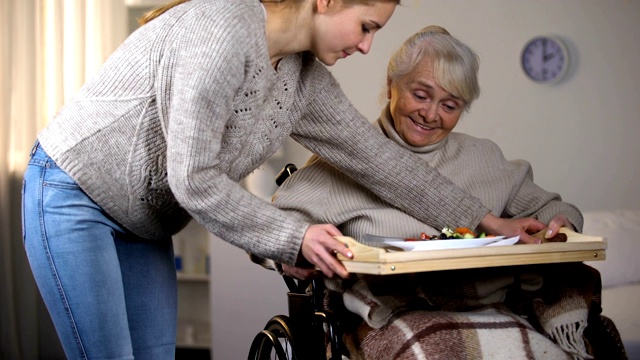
[343,250,605,275]
[336,229,607,274]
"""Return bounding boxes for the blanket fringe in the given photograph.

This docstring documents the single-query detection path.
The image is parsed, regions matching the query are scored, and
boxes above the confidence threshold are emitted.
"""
[548,320,593,360]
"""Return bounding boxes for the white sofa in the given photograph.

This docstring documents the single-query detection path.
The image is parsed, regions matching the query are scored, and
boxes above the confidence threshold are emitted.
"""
[584,210,640,359]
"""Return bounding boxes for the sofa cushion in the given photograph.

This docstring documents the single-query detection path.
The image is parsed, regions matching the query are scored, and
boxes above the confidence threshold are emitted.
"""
[583,210,640,288]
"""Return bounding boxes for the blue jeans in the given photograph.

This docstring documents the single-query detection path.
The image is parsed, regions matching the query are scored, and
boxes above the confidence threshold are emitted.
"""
[22,142,177,360]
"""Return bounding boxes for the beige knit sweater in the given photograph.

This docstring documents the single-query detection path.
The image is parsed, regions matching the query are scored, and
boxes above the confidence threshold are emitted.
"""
[37,0,489,265]
[273,105,583,241]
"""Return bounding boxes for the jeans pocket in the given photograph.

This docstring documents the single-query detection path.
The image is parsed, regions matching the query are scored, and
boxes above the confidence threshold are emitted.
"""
[43,164,81,190]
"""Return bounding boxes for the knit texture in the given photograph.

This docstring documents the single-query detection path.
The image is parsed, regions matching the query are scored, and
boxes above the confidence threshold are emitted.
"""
[273,104,583,241]
[37,0,489,265]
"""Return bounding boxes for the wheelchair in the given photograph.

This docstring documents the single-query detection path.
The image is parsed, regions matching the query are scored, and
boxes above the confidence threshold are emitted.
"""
[246,165,628,360]
[247,164,347,360]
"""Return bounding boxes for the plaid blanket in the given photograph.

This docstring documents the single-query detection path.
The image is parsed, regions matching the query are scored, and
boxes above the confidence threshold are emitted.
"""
[325,263,624,360]
[342,307,572,360]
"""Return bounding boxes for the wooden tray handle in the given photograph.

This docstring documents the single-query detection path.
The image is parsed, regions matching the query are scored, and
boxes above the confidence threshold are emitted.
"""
[334,236,386,262]
[532,227,604,243]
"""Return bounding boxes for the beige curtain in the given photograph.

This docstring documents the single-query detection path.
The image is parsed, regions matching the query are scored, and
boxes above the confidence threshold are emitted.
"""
[0,1,127,358]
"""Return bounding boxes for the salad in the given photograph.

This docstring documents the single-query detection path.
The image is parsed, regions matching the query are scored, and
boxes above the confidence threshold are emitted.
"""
[405,227,497,241]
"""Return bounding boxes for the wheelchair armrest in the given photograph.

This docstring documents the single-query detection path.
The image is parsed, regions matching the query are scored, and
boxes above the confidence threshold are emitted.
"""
[284,275,311,294]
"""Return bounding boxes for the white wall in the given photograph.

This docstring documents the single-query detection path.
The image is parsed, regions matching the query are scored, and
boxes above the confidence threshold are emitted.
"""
[210,1,640,359]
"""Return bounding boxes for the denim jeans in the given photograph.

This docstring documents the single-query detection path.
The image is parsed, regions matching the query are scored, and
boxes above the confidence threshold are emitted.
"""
[22,142,177,360]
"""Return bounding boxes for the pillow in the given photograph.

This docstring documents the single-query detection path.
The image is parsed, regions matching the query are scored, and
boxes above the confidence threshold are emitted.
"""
[583,210,640,288]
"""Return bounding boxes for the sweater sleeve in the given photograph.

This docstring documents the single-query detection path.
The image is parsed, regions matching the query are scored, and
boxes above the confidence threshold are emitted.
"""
[290,62,489,230]
[502,158,584,232]
[468,137,583,232]
[164,4,308,265]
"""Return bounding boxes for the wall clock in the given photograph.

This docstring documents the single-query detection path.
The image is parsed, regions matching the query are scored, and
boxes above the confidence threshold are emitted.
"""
[521,35,570,84]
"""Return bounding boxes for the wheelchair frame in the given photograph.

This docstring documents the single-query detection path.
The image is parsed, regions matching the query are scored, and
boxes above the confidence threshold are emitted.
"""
[247,277,345,360]
[247,164,346,360]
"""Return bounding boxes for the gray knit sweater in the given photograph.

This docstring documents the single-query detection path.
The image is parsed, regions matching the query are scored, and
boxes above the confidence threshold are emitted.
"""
[273,105,583,241]
[37,0,488,265]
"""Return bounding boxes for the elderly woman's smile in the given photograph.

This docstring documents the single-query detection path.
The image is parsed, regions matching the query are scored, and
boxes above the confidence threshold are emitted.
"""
[409,117,434,130]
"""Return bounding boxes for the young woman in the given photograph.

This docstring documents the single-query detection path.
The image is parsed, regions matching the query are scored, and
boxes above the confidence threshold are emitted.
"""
[23,1,542,358]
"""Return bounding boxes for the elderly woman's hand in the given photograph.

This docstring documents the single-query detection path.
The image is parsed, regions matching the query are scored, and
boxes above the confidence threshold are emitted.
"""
[543,214,575,239]
[281,264,316,280]
[479,213,546,244]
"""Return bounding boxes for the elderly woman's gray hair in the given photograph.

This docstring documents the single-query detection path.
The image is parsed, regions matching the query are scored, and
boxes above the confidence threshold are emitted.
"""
[386,25,480,110]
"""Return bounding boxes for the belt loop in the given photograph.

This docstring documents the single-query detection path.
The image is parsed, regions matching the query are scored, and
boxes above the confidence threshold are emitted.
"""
[30,140,40,156]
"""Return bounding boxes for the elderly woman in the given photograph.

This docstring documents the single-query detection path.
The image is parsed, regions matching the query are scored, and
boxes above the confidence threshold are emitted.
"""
[274,25,581,245]
[269,26,625,359]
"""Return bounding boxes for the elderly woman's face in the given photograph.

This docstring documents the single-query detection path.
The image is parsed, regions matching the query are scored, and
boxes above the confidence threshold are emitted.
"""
[389,58,465,147]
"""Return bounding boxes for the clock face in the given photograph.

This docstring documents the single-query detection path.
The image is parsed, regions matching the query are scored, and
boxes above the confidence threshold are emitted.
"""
[521,36,569,83]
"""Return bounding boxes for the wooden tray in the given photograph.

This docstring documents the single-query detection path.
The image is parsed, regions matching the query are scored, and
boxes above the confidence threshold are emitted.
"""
[336,228,606,275]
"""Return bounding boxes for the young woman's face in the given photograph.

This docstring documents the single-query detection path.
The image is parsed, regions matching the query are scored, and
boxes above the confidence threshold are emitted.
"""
[312,1,397,66]
[389,58,466,147]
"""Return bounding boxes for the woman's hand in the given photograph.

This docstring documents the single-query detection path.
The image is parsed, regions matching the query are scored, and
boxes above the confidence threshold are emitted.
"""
[479,213,546,244]
[300,224,353,279]
[543,214,575,238]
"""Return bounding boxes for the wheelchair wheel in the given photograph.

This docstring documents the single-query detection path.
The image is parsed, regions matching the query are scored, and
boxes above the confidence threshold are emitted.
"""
[248,330,290,360]
[314,311,343,360]
[248,315,297,360]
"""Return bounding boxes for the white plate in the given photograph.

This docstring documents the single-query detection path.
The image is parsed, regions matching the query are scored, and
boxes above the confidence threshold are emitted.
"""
[484,236,520,247]
[383,236,520,252]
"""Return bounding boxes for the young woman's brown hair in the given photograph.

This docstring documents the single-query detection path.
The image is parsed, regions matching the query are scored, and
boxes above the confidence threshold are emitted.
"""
[138,0,401,26]
[138,0,190,25]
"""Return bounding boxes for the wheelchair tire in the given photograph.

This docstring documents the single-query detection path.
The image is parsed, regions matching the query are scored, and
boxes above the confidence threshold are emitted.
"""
[248,329,290,360]
[248,315,297,360]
